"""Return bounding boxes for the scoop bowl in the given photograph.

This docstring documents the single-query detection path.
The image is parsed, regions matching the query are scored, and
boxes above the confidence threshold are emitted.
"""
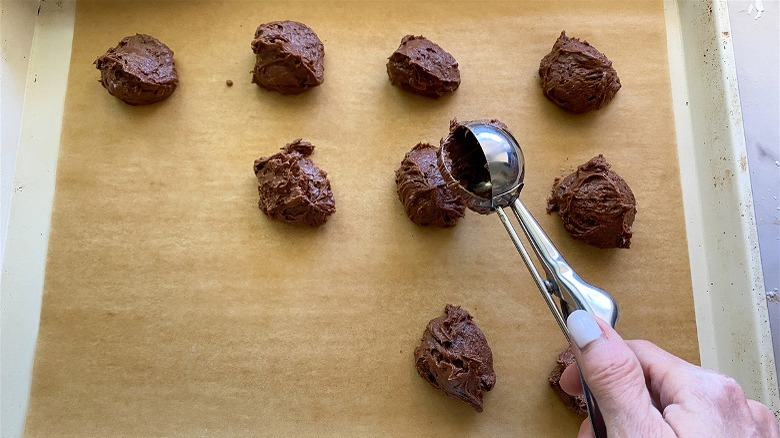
[438,121,525,214]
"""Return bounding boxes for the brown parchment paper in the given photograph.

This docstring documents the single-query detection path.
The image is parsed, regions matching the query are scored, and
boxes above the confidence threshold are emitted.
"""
[26,1,697,436]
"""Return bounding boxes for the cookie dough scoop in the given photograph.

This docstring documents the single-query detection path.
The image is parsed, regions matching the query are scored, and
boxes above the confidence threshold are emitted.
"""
[437,120,618,437]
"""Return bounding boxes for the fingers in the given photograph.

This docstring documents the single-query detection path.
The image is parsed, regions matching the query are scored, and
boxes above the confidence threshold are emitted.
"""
[625,339,695,408]
[747,399,780,438]
[628,336,778,437]
[559,362,584,396]
[566,310,665,433]
[577,418,595,438]
[565,312,777,437]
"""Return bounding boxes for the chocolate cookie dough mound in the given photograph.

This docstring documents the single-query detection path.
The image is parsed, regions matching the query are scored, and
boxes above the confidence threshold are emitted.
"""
[253,139,335,227]
[94,34,179,105]
[549,347,588,417]
[395,143,466,227]
[251,21,324,94]
[387,35,460,97]
[414,304,496,412]
[538,31,621,113]
[547,155,636,248]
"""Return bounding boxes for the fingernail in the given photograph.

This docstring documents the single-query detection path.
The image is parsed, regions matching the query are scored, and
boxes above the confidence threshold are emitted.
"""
[567,310,602,349]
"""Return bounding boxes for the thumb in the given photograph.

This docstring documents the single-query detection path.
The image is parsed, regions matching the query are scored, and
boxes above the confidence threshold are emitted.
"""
[566,310,659,432]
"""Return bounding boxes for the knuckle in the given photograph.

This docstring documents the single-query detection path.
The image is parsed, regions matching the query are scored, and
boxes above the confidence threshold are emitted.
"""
[749,401,779,435]
[628,339,654,351]
[717,376,746,402]
[588,353,640,393]
[693,369,748,404]
[758,405,776,422]
[684,377,744,406]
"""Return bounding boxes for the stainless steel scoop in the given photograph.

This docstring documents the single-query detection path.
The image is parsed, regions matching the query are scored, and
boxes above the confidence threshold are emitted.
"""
[438,121,618,437]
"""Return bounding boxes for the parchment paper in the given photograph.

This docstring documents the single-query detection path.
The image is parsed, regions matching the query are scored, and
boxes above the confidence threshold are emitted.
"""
[26,1,697,436]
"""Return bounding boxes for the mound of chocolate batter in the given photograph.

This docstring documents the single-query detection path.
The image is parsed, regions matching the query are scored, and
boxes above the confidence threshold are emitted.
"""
[538,31,621,113]
[253,139,335,227]
[94,34,179,105]
[547,155,636,249]
[386,35,460,97]
[549,347,588,417]
[395,143,466,227]
[251,21,325,94]
[414,304,496,412]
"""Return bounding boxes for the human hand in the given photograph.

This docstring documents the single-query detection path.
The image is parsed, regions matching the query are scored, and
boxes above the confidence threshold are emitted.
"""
[560,310,779,438]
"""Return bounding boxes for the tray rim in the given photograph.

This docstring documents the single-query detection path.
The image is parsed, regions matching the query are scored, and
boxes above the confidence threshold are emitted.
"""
[664,0,778,417]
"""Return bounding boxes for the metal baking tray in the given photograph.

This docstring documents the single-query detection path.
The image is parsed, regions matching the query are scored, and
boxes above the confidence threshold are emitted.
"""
[1,0,777,435]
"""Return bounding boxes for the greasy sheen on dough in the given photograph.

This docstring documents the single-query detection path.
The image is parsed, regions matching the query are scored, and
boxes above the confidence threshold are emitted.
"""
[94,34,179,105]
[548,347,588,417]
[251,21,324,94]
[414,305,496,412]
[538,31,621,113]
[395,143,466,227]
[547,155,636,249]
[386,35,460,97]
[253,139,335,227]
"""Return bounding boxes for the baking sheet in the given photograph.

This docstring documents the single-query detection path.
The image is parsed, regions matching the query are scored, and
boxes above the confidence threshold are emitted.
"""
[664,0,779,416]
[24,1,698,435]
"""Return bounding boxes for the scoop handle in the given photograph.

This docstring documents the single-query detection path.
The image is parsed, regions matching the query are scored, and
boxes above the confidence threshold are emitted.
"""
[561,304,608,437]
[508,198,616,438]
[580,371,608,437]
[510,198,619,326]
